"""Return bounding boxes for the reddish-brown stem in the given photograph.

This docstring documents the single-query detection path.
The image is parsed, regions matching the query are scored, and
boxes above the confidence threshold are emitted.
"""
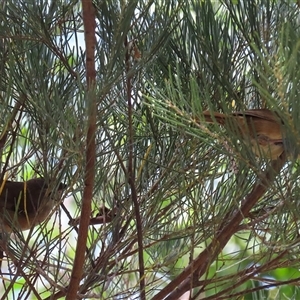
[66,1,96,299]
[153,154,286,300]
[0,95,25,181]
[124,37,146,300]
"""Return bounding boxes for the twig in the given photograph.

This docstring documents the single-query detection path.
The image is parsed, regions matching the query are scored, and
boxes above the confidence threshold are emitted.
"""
[153,153,287,300]
[0,95,25,181]
[66,1,96,299]
[124,37,146,300]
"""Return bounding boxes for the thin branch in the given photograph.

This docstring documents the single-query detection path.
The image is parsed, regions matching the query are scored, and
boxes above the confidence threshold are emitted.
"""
[124,37,146,300]
[66,1,96,299]
[0,95,25,181]
[153,153,287,300]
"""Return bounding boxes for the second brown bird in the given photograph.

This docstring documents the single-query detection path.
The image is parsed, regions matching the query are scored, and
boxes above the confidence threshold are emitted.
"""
[202,109,286,160]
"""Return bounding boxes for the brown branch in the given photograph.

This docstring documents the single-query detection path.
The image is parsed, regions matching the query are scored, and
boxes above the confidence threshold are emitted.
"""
[124,37,146,300]
[0,95,25,181]
[0,244,43,300]
[66,1,96,299]
[192,250,288,299]
[153,153,287,300]
[196,255,295,300]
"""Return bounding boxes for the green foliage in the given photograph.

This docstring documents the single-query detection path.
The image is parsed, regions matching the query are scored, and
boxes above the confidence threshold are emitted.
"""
[1,0,300,299]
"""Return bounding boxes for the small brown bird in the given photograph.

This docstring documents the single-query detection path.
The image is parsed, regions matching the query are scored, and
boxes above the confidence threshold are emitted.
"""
[203,109,287,159]
[0,178,67,232]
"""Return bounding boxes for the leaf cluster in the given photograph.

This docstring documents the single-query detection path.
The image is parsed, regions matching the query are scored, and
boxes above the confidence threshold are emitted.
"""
[1,0,300,299]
